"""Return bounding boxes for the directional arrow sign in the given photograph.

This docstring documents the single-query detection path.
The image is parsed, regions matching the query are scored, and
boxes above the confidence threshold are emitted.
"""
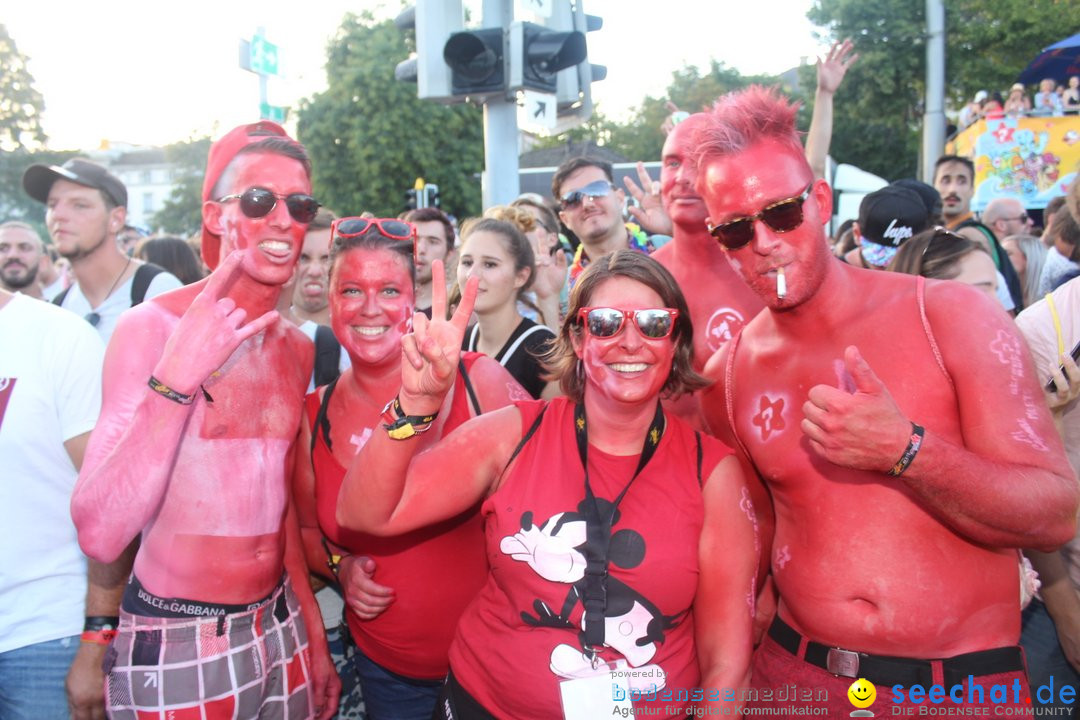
[519,89,557,132]
[250,34,280,76]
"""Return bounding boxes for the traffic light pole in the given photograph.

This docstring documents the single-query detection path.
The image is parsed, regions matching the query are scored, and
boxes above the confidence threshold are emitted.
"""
[481,0,520,208]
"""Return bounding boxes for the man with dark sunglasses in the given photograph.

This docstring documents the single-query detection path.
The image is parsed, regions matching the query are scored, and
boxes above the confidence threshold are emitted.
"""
[71,121,339,719]
[552,157,662,289]
[696,86,1077,715]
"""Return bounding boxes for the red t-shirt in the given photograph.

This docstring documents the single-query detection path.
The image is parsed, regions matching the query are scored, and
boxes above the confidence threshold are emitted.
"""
[449,396,732,718]
[306,354,488,680]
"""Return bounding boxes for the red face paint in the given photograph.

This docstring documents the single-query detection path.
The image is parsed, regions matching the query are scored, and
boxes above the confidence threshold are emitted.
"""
[329,247,414,367]
[660,115,709,230]
[699,139,830,310]
[574,277,675,406]
[216,153,311,288]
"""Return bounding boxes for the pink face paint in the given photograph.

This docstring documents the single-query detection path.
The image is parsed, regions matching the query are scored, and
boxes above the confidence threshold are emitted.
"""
[776,266,787,300]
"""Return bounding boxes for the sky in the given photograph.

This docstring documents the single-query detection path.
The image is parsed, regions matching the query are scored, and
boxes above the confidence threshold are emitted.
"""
[5,0,826,152]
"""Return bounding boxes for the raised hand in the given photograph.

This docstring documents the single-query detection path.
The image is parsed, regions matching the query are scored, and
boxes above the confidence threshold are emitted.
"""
[624,161,673,237]
[153,250,279,394]
[399,260,479,413]
[801,346,911,472]
[817,39,857,95]
[532,248,568,303]
[660,100,690,136]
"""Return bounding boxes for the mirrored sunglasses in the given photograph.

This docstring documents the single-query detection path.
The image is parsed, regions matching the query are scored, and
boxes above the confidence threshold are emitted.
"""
[217,187,320,224]
[578,307,679,339]
[707,183,814,250]
[560,180,616,211]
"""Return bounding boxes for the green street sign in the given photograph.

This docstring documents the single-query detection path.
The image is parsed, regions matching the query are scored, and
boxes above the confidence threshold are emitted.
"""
[260,103,287,123]
[250,34,279,76]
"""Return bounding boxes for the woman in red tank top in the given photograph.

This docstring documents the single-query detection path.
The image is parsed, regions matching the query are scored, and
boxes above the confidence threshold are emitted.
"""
[337,251,759,719]
[291,218,527,720]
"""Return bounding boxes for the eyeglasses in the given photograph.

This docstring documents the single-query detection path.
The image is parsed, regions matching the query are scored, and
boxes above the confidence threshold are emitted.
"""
[330,217,417,255]
[577,307,679,339]
[707,183,814,250]
[921,226,966,257]
[560,180,616,211]
[1004,214,1030,224]
[216,187,320,224]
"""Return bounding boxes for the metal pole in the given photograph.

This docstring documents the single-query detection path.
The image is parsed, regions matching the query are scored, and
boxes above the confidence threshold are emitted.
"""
[481,0,520,208]
[922,0,946,183]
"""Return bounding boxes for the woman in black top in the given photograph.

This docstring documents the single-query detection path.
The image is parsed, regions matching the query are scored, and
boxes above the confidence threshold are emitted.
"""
[457,218,560,399]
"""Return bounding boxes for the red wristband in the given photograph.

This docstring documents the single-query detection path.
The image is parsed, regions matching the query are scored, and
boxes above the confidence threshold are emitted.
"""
[80,629,117,645]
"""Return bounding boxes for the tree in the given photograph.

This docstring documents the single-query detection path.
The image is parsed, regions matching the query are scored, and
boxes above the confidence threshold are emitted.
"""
[806,0,1069,180]
[152,136,211,235]
[0,149,74,233]
[0,24,46,151]
[297,12,485,219]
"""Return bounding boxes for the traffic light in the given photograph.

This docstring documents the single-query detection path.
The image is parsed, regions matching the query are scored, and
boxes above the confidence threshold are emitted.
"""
[405,189,419,211]
[508,22,586,94]
[393,0,463,102]
[422,184,440,210]
[558,3,605,128]
[443,28,506,97]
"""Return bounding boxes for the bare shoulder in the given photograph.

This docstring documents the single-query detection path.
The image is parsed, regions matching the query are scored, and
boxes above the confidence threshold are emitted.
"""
[922,277,1011,333]
[467,353,531,407]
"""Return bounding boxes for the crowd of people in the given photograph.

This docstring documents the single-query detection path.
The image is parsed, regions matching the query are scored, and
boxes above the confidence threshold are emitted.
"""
[3,38,1080,720]
[958,75,1080,128]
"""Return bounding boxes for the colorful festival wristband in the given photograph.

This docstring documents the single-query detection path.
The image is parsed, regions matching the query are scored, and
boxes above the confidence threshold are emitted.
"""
[80,629,117,645]
[887,422,925,477]
[84,616,120,632]
[148,376,195,405]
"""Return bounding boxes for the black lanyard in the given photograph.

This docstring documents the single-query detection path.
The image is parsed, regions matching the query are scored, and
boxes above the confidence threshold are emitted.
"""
[574,400,665,656]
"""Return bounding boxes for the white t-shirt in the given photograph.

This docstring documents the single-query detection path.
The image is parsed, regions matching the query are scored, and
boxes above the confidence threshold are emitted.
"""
[0,293,104,653]
[298,319,352,394]
[59,265,182,345]
[1016,277,1080,589]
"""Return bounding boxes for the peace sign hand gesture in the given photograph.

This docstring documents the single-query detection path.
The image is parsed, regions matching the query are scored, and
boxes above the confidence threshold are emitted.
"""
[398,260,479,415]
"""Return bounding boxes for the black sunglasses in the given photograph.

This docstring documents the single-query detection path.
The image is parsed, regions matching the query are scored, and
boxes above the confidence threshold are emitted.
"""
[707,183,814,250]
[217,187,320,224]
[560,180,615,211]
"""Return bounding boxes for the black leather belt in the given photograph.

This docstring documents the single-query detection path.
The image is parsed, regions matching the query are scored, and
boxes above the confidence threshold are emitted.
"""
[768,616,1026,688]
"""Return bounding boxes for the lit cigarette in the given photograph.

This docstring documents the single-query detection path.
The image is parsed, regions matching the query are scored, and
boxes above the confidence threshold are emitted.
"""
[776,267,787,299]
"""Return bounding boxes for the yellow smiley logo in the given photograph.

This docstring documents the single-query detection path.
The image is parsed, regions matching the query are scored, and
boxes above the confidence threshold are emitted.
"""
[848,678,876,709]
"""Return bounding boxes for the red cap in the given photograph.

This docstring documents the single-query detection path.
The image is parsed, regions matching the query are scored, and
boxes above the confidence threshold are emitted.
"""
[200,120,292,270]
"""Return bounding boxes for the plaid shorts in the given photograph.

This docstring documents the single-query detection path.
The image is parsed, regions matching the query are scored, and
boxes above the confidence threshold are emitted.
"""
[104,576,313,720]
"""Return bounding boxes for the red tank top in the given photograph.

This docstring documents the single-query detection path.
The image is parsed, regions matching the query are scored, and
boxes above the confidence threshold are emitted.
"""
[306,354,488,680]
[449,396,732,718]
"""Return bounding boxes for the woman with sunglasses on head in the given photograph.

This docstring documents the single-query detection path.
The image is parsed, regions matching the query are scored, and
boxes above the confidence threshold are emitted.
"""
[457,217,562,399]
[888,227,1002,304]
[291,217,528,720]
[338,250,758,719]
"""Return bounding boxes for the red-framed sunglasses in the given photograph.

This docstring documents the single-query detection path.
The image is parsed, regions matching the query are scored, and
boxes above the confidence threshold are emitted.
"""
[330,217,417,255]
[577,307,679,339]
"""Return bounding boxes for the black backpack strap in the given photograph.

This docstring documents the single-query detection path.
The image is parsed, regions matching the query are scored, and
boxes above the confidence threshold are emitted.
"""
[311,376,340,454]
[458,358,482,416]
[500,405,548,477]
[53,286,70,307]
[130,263,166,306]
[313,325,343,388]
[695,431,703,488]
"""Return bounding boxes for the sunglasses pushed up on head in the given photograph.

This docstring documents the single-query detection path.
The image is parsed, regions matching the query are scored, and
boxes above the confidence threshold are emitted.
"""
[330,217,418,257]
[706,183,814,250]
[217,187,320,224]
[578,307,679,340]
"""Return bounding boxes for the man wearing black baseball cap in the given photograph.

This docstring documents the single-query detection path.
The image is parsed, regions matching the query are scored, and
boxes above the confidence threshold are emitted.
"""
[843,185,929,269]
[22,158,180,342]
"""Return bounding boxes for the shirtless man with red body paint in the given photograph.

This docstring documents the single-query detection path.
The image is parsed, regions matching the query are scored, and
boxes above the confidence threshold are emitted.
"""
[696,87,1078,713]
[71,122,339,719]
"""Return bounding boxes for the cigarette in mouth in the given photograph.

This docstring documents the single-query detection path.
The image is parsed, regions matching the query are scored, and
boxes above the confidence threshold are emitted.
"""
[776,267,787,299]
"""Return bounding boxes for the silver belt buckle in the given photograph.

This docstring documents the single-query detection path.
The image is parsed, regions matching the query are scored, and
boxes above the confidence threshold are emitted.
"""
[826,647,860,677]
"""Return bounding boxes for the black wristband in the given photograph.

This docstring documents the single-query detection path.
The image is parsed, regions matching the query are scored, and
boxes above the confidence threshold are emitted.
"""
[887,422,925,477]
[148,376,195,405]
[84,615,120,632]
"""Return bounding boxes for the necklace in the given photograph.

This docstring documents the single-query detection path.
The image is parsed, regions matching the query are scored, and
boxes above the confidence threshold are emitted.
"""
[85,255,132,328]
